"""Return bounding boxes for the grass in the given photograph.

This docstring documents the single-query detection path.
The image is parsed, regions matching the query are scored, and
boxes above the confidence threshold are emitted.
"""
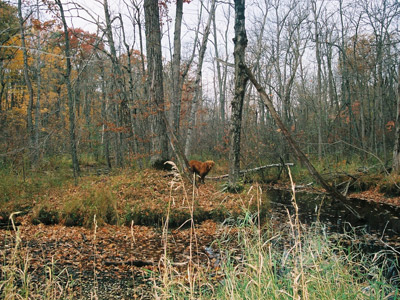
[1,192,398,299]
[211,223,393,300]
[0,160,399,299]
[0,157,73,222]
[154,177,399,300]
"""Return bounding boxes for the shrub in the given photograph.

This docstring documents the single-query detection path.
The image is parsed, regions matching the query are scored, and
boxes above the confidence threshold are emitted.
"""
[61,187,118,227]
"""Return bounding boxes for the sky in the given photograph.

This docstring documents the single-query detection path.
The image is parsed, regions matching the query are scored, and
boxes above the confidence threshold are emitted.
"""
[63,0,236,96]
[66,0,234,58]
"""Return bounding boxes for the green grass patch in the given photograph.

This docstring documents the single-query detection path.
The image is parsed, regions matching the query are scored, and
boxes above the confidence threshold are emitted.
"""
[0,157,73,219]
[61,186,118,227]
[124,203,235,228]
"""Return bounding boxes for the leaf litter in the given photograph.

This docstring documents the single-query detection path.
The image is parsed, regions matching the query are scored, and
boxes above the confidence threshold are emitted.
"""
[0,169,259,299]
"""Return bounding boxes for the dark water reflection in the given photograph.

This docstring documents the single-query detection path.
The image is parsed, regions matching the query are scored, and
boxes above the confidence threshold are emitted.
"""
[264,188,400,250]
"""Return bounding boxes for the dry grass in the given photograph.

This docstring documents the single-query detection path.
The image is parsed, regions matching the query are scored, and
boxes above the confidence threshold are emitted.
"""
[0,166,398,299]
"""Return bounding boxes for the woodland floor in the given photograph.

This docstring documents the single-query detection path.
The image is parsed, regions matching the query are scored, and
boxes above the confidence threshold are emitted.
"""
[1,168,399,299]
[1,219,231,299]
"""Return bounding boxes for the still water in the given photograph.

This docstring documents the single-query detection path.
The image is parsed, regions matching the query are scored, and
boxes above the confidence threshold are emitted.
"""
[265,188,400,250]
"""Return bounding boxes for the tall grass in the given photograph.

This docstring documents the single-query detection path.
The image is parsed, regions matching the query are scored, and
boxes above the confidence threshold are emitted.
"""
[0,158,72,220]
[1,165,398,299]
[0,213,73,300]
[214,220,397,299]
[153,167,399,299]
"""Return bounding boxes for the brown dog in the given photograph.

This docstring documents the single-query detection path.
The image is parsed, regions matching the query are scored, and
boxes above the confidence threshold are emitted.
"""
[188,160,215,184]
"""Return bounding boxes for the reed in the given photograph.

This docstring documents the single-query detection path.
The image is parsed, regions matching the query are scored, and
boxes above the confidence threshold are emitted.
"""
[0,167,398,299]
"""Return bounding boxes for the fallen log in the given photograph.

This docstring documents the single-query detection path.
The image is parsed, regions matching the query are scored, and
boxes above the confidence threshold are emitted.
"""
[244,64,361,219]
[208,163,294,180]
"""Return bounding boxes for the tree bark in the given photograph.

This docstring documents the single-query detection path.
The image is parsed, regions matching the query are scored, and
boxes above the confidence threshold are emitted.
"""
[144,0,169,166]
[17,0,35,162]
[171,0,183,135]
[228,0,248,187]
[392,64,400,173]
[55,0,80,181]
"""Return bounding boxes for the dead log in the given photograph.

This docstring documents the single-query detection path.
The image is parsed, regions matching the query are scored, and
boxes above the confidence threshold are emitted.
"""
[208,163,294,180]
[244,65,361,219]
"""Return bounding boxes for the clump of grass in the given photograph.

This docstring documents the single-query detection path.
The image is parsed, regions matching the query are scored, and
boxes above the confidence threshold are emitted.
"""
[216,170,398,299]
[220,180,245,193]
[61,187,118,227]
[378,174,400,197]
[124,203,233,228]
[124,205,165,227]
[32,204,59,225]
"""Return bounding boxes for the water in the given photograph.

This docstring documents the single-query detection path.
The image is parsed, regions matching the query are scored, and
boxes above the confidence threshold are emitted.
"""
[265,188,400,250]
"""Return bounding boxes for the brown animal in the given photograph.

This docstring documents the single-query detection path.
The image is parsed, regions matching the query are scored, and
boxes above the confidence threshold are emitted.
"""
[188,160,215,184]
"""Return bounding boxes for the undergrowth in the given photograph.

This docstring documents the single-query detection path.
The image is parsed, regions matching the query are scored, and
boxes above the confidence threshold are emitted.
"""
[0,167,399,299]
[1,158,399,298]
[154,170,399,300]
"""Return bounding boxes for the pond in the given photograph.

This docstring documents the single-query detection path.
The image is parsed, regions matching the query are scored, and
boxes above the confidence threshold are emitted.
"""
[265,188,400,252]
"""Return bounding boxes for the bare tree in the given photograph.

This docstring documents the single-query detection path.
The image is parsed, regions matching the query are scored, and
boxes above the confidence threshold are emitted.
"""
[170,0,184,135]
[103,0,129,167]
[212,2,231,130]
[55,0,80,181]
[144,0,169,167]
[266,0,308,160]
[245,66,353,206]
[228,0,248,187]
[17,0,35,162]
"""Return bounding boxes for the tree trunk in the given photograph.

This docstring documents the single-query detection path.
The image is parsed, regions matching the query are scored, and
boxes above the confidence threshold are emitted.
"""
[311,0,323,160]
[17,0,35,162]
[120,14,140,160]
[171,0,183,135]
[103,0,127,167]
[55,0,80,181]
[228,0,248,187]
[392,64,400,173]
[33,0,41,162]
[96,51,112,169]
[144,0,169,167]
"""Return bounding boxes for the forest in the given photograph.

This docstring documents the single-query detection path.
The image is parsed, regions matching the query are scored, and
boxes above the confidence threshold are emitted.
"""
[1,0,400,299]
